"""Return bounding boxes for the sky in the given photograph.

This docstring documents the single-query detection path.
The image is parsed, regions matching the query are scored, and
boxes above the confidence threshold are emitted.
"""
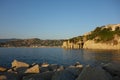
[0,0,120,39]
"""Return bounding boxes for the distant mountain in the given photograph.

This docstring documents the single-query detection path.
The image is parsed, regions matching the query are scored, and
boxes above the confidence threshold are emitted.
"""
[0,39,20,43]
[0,38,63,47]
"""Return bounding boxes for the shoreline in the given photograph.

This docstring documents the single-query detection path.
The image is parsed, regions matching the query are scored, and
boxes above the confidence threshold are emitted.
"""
[1,47,120,52]
[1,46,120,50]
[0,46,62,48]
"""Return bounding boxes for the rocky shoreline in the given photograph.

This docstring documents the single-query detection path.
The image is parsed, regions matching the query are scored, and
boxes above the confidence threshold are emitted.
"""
[0,60,120,80]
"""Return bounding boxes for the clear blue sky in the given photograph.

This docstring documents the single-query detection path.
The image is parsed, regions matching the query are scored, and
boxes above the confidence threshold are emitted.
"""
[0,0,120,39]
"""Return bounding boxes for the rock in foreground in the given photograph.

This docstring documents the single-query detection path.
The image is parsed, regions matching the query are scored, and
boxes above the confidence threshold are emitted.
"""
[0,60,120,80]
[76,65,112,80]
[103,62,120,77]
[0,67,7,72]
[23,71,55,80]
[25,64,40,73]
[12,60,29,69]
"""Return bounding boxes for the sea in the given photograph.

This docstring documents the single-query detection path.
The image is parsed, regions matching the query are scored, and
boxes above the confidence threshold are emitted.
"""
[0,48,120,68]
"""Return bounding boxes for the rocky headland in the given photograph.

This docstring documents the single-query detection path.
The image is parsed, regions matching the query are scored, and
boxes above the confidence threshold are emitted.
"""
[62,24,120,50]
[0,60,120,80]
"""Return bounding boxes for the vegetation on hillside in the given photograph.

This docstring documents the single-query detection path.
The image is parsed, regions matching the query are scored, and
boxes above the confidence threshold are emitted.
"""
[69,36,83,43]
[0,38,63,47]
[67,24,120,44]
[86,26,120,42]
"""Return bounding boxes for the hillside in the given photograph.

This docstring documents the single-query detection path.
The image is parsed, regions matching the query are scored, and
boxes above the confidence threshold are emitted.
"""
[0,39,20,43]
[0,38,63,47]
[62,24,120,49]
[86,24,120,42]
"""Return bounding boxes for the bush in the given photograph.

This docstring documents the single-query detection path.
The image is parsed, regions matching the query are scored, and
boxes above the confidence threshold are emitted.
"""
[87,27,117,42]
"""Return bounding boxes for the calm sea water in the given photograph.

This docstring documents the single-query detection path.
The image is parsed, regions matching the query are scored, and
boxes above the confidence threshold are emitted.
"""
[0,48,120,67]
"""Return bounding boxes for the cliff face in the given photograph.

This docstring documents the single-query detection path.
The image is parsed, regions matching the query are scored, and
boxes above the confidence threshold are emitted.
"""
[83,24,120,50]
[83,40,120,50]
[62,40,83,49]
[62,24,120,50]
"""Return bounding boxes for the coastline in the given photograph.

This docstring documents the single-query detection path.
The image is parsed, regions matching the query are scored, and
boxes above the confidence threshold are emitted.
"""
[0,46,62,48]
[1,46,120,52]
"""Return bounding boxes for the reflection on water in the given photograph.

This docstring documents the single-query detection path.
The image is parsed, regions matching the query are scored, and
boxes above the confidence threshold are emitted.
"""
[83,49,120,64]
[0,48,120,67]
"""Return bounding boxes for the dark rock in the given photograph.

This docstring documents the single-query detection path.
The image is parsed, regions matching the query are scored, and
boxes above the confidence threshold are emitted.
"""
[40,64,60,72]
[7,66,16,73]
[66,66,83,77]
[0,72,19,80]
[76,65,112,80]
[103,63,120,77]
[48,64,59,71]
[112,76,120,80]
[40,67,49,73]
[15,67,28,73]
[23,71,55,80]
[52,70,76,80]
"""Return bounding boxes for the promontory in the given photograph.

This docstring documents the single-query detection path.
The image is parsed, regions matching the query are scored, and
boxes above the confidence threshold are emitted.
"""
[62,24,120,50]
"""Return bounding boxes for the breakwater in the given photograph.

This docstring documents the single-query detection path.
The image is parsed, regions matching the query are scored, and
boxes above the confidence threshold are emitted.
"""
[0,60,120,80]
